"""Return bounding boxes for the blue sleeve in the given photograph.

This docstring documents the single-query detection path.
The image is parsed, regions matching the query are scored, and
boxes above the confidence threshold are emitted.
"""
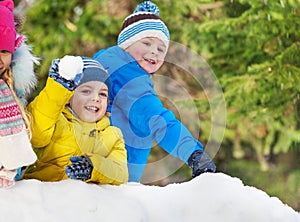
[129,91,204,163]
[112,64,203,163]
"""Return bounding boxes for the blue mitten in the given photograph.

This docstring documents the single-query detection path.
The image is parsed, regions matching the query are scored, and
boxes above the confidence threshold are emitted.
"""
[49,56,84,91]
[65,155,93,181]
[188,150,216,178]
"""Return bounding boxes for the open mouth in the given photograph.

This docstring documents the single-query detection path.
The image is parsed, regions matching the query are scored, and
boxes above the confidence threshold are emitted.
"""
[85,106,99,113]
[144,57,156,65]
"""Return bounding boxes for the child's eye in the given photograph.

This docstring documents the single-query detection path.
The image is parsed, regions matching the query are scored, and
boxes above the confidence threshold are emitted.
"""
[99,92,108,98]
[0,50,10,54]
[81,90,91,94]
[142,41,151,46]
[158,47,165,53]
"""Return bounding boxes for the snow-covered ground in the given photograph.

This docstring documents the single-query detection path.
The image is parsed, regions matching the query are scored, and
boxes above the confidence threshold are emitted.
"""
[0,173,299,222]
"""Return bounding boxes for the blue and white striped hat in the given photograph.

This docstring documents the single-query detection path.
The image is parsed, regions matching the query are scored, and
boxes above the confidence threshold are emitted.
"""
[79,57,111,90]
[117,1,170,50]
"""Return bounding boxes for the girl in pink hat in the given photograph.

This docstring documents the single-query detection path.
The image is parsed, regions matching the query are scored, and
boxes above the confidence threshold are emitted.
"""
[0,0,37,188]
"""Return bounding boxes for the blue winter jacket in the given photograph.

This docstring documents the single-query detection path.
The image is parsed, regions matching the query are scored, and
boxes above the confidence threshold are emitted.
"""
[93,46,203,182]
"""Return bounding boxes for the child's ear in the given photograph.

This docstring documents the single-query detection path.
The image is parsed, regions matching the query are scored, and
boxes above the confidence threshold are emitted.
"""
[105,112,111,117]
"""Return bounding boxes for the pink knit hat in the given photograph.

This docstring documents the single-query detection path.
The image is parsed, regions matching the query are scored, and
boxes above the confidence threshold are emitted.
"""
[0,0,16,54]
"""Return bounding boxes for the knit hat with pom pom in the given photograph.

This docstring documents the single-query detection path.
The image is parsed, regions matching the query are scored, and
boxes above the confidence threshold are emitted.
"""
[0,0,16,54]
[117,1,170,50]
[0,1,38,105]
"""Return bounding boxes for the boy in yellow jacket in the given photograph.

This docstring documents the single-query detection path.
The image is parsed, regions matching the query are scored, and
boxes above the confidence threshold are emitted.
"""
[24,56,128,185]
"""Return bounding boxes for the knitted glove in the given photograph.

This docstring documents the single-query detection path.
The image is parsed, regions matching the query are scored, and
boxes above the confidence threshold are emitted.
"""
[49,56,84,91]
[188,150,216,178]
[65,155,93,181]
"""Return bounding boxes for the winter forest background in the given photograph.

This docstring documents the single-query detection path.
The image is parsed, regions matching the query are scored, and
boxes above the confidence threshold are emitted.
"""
[13,0,300,210]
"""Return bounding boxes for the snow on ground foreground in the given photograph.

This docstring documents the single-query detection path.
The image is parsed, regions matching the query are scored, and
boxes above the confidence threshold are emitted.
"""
[0,173,299,222]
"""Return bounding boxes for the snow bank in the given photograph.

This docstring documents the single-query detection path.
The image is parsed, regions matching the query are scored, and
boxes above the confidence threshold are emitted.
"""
[0,173,299,222]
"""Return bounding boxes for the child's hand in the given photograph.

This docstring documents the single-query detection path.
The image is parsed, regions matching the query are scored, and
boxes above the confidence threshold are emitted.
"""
[0,167,17,188]
[188,150,216,178]
[49,56,84,91]
[65,155,93,181]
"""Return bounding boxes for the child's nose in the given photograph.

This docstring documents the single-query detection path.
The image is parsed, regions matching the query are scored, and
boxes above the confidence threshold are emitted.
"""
[91,93,100,102]
[150,46,158,54]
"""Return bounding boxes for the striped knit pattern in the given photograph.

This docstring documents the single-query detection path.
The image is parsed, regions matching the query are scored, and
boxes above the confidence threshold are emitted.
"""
[0,79,24,136]
[118,12,170,50]
[82,57,105,70]
[78,57,111,89]
[118,18,169,46]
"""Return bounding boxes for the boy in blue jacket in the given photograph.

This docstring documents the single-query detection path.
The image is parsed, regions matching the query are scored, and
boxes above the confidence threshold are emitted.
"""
[94,0,216,182]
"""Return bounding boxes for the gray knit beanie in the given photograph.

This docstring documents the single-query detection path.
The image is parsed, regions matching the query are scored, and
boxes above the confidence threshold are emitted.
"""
[78,57,111,91]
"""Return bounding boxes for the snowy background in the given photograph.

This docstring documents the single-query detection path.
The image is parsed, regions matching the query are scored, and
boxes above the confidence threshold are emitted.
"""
[0,173,299,222]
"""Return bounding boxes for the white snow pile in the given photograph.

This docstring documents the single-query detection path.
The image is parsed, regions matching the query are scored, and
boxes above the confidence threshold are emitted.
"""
[0,173,299,222]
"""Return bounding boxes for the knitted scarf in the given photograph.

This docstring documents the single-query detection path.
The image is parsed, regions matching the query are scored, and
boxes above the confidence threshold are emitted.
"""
[0,79,24,136]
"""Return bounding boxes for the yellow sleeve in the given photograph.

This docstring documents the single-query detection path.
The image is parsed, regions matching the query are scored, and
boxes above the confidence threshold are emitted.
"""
[27,77,74,148]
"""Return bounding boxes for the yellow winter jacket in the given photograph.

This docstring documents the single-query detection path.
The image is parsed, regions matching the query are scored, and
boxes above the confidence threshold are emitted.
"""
[24,78,128,185]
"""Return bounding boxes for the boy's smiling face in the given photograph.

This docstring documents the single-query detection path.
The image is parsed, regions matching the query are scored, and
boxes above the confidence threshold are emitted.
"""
[69,81,108,122]
[125,37,167,74]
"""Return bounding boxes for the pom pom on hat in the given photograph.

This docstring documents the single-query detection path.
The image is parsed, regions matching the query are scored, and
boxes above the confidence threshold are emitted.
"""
[133,1,160,15]
[117,0,170,50]
[0,0,17,54]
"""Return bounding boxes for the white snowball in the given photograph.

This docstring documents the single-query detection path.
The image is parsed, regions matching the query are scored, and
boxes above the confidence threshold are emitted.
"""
[58,55,83,80]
